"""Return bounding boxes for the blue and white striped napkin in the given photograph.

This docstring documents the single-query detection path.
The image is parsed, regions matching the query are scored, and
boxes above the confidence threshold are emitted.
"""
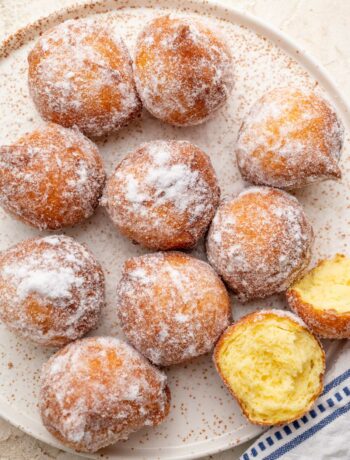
[241,341,350,460]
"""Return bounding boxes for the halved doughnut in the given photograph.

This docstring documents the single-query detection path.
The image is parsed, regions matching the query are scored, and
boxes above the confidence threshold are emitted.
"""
[287,254,350,338]
[214,310,325,425]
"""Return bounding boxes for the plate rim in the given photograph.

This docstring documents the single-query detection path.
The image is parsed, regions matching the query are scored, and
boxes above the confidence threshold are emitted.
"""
[0,1,349,459]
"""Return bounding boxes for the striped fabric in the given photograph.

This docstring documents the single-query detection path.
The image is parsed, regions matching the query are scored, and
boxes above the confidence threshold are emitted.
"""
[241,361,350,459]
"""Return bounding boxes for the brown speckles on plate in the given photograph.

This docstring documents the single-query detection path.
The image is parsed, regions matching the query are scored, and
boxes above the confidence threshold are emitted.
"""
[0,1,349,460]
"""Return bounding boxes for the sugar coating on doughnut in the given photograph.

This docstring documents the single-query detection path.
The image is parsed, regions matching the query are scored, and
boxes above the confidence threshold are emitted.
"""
[117,251,231,366]
[40,337,170,452]
[0,123,105,230]
[252,308,307,329]
[0,235,105,346]
[207,187,313,302]
[104,140,220,250]
[236,87,344,189]
[134,15,233,126]
[28,18,141,137]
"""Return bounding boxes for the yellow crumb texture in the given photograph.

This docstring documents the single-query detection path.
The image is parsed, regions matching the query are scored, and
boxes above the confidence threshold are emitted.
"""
[217,316,323,424]
[293,254,350,313]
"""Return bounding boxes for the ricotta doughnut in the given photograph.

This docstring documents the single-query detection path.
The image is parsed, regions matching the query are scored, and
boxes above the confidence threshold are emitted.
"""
[0,123,105,230]
[0,235,105,346]
[40,337,170,452]
[28,19,141,137]
[134,15,233,126]
[287,254,350,338]
[104,140,220,250]
[117,251,231,366]
[236,87,343,189]
[214,310,325,425]
[206,187,313,301]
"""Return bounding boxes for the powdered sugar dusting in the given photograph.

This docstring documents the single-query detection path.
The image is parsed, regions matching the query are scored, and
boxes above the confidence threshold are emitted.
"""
[28,18,141,137]
[117,252,231,366]
[253,308,308,329]
[3,265,83,301]
[0,123,105,230]
[207,187,314,302]
[0,235,105,346]
[146,163,202,213]
[0,2,348,453]
[40,337,169,452]
[105,140,220,250]
[236,87,344,189]
[134,15,234,126]
[43,235,61,246]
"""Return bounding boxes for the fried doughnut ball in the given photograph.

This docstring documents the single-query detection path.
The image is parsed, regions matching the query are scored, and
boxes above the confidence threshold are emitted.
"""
[0,235,105,346]
[287,254,350,338]
[236,88,344,189]
[207,187,313,302]
[40,337,170,453]
[134,15,233,126]
[214,310,325,425]
[28,19,141,137]
[0,123,105,230]
[117,251,231,366]
[104,140,220,250]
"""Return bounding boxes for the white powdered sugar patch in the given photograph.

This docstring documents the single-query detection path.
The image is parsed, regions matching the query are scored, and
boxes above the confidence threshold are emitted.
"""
[28,18,141,137]
[0,123,105,230]
[40,337,169,452]
[117,252,230,366]
[148,141,173,165]
[207,187,314,302]
[134,15,234,126]
[174,313,189,323]
[42,235,61,246]
[3,265,83,301]
[0,235,105,345]
[105,140,220,249]
[144,163,205,214]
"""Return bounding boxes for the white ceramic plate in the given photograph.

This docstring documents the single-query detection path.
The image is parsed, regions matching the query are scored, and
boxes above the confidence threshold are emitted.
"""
[0,1,349,459]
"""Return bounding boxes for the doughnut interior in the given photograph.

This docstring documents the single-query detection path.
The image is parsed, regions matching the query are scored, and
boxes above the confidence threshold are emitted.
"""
[215,313,324,425]
[292,254,350,313]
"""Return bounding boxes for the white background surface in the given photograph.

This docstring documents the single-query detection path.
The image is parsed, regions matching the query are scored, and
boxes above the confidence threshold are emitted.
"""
[0,1,349,459]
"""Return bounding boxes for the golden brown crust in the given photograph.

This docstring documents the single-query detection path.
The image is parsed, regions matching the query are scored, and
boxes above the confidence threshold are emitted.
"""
[213,310,325,426]
[28,19,141,137]
[0,235,105,347]
[236,87,343,189]
[134,15,233,126]
[206,187,313,301]
[44,384,171,453]
[40,337,170,452]
[117,251,231,366]
[287,259,350,339]
[104,140,220,250]
[0,123,105,230]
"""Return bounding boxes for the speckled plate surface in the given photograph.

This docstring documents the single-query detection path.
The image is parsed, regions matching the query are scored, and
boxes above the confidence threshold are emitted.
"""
[0,1,349,459]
